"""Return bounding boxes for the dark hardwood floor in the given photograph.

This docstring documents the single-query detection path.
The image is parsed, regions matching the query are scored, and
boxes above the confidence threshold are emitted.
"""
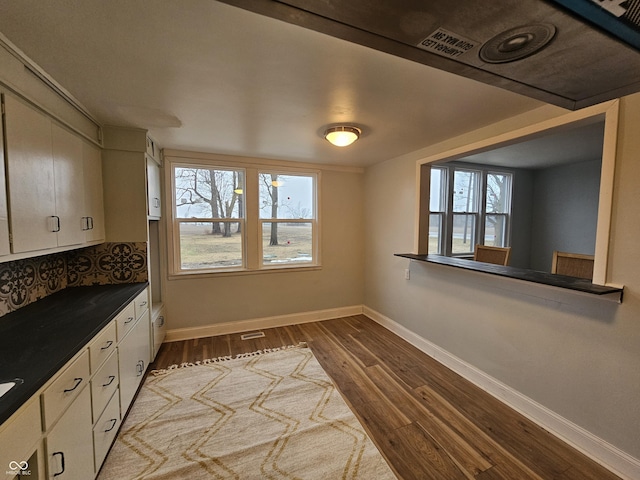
[150,315,621,480]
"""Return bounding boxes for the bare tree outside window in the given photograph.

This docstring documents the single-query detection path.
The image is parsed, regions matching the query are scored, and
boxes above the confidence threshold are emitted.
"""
[175,167,243,236]
[485,172,511,246]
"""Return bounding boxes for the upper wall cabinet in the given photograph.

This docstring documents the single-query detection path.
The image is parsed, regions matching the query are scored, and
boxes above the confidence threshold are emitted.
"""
[4,93,60,252]
[82,141,105,242]
[52,122,86,248]
[147,157,161,219]
[2,92,105,256]
[0,105,11,257]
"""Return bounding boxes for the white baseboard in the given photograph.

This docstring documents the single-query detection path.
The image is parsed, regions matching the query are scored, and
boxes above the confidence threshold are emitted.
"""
[165,305,363,342]
[362,306,640,480]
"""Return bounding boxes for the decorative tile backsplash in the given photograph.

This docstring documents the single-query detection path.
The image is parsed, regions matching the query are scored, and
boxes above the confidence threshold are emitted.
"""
[0,242,148,317]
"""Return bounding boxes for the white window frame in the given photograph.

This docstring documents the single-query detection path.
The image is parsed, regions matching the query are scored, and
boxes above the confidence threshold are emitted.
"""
[168,157,320,276]
[430,163,513,258]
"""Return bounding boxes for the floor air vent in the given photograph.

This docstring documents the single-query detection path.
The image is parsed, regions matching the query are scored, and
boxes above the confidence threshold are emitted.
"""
[240,331,266,340]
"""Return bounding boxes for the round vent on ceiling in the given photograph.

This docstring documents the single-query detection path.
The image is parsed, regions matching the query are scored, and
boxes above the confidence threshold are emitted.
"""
[479,24,556,64]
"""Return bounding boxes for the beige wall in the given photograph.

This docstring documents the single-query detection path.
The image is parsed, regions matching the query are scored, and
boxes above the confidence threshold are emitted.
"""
[363,93,640,460]
[164,167,365,327]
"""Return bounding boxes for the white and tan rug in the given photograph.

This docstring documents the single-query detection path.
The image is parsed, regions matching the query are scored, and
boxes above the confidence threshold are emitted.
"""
[98,344,397,479]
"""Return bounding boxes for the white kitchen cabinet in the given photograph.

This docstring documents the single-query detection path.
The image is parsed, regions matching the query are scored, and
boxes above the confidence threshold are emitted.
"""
[46,387,94,480]
[0,108,11,257]
[0,397,44,479]
[82,140,105,242]
[3,93,90,254]
[147,156,161,219]
[92,388,121,472]
[90,351,119,422]
[151,307,166,359]
[4,94,58,253]
[118,310,150,415]
[51,122,85,247]
[41,350,90,431]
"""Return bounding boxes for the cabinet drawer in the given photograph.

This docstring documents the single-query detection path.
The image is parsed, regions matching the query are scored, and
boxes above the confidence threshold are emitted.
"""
[89,321,116,373]
[0,396,41,475]
[134,288,149,320]
[90,351,119,422]
[115,301,136,342]
[93,388,121,472]
[42,350,90,431]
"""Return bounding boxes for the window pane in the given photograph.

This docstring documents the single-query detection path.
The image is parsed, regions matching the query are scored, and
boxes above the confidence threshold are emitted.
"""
[486,173,511,213]
[452,214,476,254]
[259,173,314,219]
[453,169,479,212]
[429,213,443,254]
[485,215,508,247]
[175,167,244,219]
[179,222,242,269]
[430,167,446,212]
[262,222,313,264]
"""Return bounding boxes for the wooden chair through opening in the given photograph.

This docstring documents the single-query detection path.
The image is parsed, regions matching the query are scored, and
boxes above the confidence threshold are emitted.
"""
[551,251,594,279]
[473,244,511,266]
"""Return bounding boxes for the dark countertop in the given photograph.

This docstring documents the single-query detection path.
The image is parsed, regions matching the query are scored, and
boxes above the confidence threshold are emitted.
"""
[395,253,623,298]
[0,282,148,426]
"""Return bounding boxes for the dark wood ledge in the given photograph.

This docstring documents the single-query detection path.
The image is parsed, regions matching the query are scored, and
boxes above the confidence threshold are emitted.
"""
[395,253,623,300]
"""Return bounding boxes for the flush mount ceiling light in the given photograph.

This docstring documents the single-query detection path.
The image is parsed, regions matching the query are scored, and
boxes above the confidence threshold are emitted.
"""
[324,126,361,147]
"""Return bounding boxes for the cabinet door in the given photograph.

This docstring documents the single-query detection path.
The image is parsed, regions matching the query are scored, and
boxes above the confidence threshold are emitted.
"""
[46,387,94,480]
[4,94,58,253]
[147,157,161,219]
[118,311,150,414]
[82,141,105,242]
[51,123,85,247]
[0,104,11,256]
[152,307,166,360]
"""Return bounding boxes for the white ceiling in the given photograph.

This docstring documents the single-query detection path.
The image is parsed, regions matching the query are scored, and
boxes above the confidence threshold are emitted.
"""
[457,121,605,170]
[0,0,550,167]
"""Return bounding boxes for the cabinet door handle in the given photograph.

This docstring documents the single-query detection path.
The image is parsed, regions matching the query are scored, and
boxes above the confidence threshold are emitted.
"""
[101,340,114,350]
[153,198,160,208]
[104,418,118,433]
[124,316,134,324]
[52,451,65,476]
[50,215,61,232]
[136,360,145,376]
[140,301,148,307]
[157,316,165,327]
[63,377,83,393]
[89,216,94,230]
[102,375,116,387]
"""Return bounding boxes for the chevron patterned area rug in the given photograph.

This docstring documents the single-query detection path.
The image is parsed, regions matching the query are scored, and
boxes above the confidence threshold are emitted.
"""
[98,344,397,479]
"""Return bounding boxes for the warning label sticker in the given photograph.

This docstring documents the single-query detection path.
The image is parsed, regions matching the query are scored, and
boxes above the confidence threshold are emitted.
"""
[417,27,478,58]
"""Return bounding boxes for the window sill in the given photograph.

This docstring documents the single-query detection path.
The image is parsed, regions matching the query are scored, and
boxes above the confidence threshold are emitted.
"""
[394,253,623,302]
[168,264,322,280]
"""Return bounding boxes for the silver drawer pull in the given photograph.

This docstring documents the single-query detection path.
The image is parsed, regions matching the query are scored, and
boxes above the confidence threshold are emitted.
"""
[157,316,165,327]
[102,375,116,387]
[63,377,83,393]
[101,340,114,350]
[139,301,148,307]
[124,316,134,324]
[104,418,118,433]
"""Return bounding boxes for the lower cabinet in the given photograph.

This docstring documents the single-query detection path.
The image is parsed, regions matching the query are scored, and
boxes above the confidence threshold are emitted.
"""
[1,287,154,480]
[45,387,94,479]
[93,389,121,471]
[151,306,167,359]
[118,310,151,415]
